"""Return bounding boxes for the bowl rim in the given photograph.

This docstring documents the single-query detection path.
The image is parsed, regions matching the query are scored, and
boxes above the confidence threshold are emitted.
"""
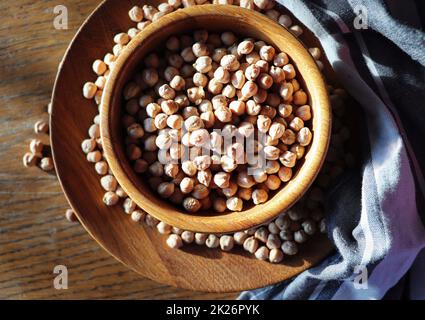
[101,4,331,234]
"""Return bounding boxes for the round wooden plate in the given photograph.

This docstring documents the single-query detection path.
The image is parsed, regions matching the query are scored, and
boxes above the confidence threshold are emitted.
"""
[50,0,334,292]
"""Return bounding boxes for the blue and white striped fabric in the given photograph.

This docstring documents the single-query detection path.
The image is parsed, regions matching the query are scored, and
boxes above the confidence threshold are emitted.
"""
[239,0,425,300]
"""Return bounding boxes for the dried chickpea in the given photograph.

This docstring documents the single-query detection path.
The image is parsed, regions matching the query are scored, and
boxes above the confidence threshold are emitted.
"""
[257,73,273,90]
[29,139,43,157]
[263,146,280,160]
[269,66,285,84]
[100,175,117,192]
[308,47,321,60]
[243,236,259,254]
[268,222,280,234]
[214,107,232,123]
[132,159,148,174]
[281,240,299,255]
[191,184,209,200]
[269,248,284,263]
[103,191,119,206]
[167,234,183,249]
[193,56,212,73]
[197,169,212,187]
[213,197,227,212]
[279,82,293,101]
[128,5,144,22]
[293,90,308,105]
[194,232,207,245]
[283,64,296,79]
[255,114,270,133]
[241,81,258,99]
[183,196,201,212]
[226,197,243,211]
[237,40,254,55]
[280,151,297,168]
[278,104,292,118]
[206,234,220,248]
[290,144,305,159]
[254,227,269,242]
[83,82,97,99]
[34,120,49,134]
[87,150,102,163]
[290,25,303,37]
[255,246,270,261]
[238,187,252,201]
[252,188,268,204]
[148,161,164,177]
[295,105,311,121]
[220,155,237,172]
[233,231,248,245]
[220,32,237,46]
[181,160,197,176]
[297,127,312,146]
[278,166,292,182]
[157,182,175,198]
[265,174,281,190]
[220,235,234,251]
[23,152,37,167]
[252,168,267,183]
[213,172,230,189]
[220,54,240,72]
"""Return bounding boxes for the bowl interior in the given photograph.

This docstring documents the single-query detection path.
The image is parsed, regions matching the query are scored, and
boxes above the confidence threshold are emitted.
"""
[101,5,331,233]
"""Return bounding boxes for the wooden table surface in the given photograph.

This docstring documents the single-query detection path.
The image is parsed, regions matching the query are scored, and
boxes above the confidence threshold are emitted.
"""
[0,0,236,299]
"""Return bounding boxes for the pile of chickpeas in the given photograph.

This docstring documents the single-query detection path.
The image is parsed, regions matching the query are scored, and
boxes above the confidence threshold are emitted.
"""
[22,120,54,172]
[120,30,313,213]
[76,0,351,264]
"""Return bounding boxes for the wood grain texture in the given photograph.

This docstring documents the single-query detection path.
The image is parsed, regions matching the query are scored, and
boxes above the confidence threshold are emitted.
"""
[51,0,334,292]
[0,0,235,299]
[101,5,331,234]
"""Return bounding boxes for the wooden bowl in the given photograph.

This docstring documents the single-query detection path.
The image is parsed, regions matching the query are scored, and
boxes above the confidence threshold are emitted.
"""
[50,0,337,292]
[101,5,331,234]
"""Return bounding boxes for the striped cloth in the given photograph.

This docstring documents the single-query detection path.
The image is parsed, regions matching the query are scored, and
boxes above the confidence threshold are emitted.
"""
[239,0,425,300]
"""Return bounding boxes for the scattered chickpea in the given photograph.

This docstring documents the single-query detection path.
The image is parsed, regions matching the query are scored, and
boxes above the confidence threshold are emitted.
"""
[34,120,49,134]
[103,191,119,206]
[195,232,208,245]
[269,248,284,263]
[23,152,38,167]
[254,227,269,243]
[206,234,220,248]
[145,213,160,227]
[100,175,117,192]
[131,210,145,222]
[87,150,102,163]
[255,246,269,260]
[289,25,303,37]
[29,139,43,157]
[167,234,183,249]
[83,82,97,99]
[219,235,234,251]
[281,240,299,255]
[243,236,259,254]
[156,221,172,234]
